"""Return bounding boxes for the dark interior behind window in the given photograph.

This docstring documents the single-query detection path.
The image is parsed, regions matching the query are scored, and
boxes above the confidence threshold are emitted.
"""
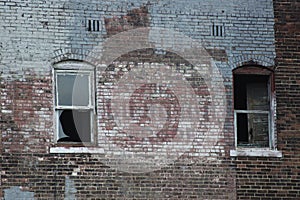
[234,74,270,147]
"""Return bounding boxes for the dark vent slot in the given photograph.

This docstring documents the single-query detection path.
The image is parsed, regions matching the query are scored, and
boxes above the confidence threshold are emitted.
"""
[212,24,224,37]
[87,19,101,32]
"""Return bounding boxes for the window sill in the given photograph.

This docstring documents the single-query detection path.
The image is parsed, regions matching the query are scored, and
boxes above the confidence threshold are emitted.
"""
[49,146,104,154]
[230,148,282,157]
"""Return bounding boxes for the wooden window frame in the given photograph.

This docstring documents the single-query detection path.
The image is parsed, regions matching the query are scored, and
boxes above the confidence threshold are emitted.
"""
[233,65,275,149]
[54,69,95,145]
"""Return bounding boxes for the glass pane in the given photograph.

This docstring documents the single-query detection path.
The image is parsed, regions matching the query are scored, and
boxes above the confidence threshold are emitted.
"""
[57,74,90,106]
[234,74,269,110]
[237,113,269,147]
[57,110,91,142]
[247,82,269,111]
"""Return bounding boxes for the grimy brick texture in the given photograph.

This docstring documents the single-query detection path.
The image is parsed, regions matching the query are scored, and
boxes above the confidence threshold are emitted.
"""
[0,0,299,199]
[234,0,300,199]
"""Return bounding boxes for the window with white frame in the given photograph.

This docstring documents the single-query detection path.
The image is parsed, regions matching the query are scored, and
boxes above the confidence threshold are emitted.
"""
[55,69,95,143]
[233,66,274,148]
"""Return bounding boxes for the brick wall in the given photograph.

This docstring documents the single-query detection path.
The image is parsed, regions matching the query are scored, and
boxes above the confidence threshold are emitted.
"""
[0,0,298,199]
[274,0,300,196]
[233,0,300,199]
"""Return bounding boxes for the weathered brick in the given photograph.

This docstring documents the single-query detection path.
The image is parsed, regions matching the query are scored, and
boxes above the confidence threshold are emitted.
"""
[0,0,299,199]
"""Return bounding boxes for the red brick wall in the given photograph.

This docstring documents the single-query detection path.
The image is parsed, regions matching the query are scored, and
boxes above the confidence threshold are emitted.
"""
[234,0,300,199]
[1,1,299,199]
[274,0,300,196]
[0,74,53,154]
[0,50,235,199]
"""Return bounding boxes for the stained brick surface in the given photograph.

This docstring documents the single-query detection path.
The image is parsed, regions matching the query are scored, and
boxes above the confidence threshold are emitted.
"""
[234,0,300,199]
[0,0,299,199]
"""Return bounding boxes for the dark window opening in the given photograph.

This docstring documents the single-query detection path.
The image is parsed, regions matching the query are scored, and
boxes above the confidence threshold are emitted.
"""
[234,73,271,147]
[88,20,92,31]
[58,110,91,143]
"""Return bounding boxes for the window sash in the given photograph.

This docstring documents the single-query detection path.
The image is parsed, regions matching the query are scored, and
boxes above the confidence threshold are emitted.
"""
[55,70,94,108]
[55,109,94,143]
[234,110,272,148]
[55,105,94,110]
[54,69,95,144]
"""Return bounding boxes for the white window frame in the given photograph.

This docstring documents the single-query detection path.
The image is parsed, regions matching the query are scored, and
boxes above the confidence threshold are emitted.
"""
[230,67,282,157]
[234,110,272,148]
[54,68,95,144]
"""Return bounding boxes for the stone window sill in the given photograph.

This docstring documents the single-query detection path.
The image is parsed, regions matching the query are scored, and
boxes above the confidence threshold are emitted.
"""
[230,148,282,157]
[49,147,104,154]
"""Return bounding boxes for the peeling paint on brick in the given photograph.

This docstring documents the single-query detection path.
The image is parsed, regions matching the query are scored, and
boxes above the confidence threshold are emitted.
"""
[1,73,53,153]
[104,5,149,36]
[64,176,76,200]
[205,48,228,62]
[4,186,34,200]
[1,0,299,199]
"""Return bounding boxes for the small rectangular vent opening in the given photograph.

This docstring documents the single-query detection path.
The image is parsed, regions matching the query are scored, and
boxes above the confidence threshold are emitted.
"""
[87,19,101,32]
[211,24,224,37]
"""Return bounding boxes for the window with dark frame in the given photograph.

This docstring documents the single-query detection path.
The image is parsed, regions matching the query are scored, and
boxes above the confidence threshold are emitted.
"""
[55,70,94,143]
[233,66,274,148]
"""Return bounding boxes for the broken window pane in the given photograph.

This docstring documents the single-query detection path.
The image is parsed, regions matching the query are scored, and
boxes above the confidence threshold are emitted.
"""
[57,110,91,142]
[237,113,269,147]
[234,75,269,110]
[55,69,94,144]
[247,82,269,111]
[234,73,271,148]
[57,74,89,106]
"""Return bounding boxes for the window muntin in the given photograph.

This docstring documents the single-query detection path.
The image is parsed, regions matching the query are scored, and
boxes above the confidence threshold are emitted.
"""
[234,73,273,148]
[55,70,94,143]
